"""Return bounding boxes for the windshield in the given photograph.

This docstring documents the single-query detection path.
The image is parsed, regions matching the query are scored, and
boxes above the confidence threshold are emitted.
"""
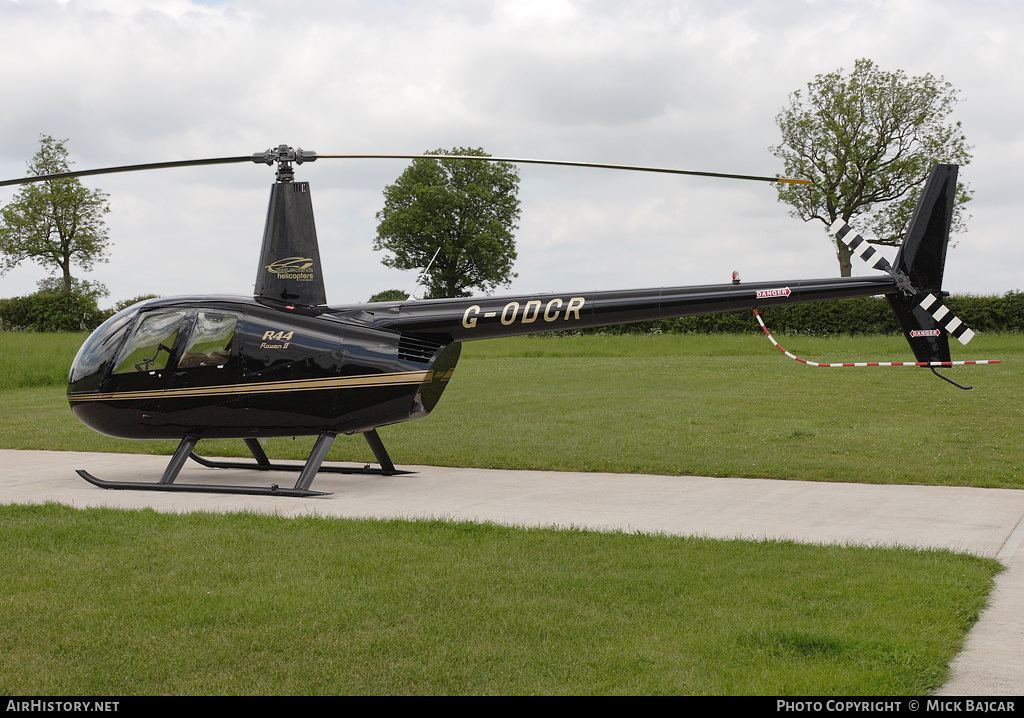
[68,306,138,386]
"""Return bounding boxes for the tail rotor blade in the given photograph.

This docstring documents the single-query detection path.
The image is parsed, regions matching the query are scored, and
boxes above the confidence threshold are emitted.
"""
[829,219,894,273]
[919,293,975,345]
[829,218,975,346]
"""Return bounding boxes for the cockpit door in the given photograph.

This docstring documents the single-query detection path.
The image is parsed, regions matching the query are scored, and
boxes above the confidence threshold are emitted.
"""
[164,309,251,431]
[170,310,243,389]
[105,310,189,395]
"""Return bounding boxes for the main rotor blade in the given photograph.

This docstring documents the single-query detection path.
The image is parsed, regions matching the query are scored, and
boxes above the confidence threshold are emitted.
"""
[312,153,811,184]
[0,155,254,188]
[0,148,811,187]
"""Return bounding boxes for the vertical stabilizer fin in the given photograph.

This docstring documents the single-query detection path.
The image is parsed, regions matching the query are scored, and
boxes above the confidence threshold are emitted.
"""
[892,164,958,293]
[885,164,967,362]
[830,164,969,365]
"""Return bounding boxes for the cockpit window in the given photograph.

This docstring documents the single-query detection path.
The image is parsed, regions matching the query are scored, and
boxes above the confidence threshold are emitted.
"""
[112,311,186,374]
[68,306,138,385]
[178,312,237,368]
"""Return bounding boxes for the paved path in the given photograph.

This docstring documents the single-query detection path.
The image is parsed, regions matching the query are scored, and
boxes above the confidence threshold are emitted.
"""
[2,449,1022,695]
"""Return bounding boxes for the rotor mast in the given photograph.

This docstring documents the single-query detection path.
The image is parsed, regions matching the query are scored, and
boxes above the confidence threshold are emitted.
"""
[252,145,328,306]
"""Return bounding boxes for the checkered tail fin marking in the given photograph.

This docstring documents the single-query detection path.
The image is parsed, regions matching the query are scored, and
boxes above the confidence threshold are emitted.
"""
[918,292,975,345]
[829,218,974,346]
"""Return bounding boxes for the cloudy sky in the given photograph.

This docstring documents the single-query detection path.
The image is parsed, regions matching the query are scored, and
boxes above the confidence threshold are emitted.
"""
[0,0,1020,306]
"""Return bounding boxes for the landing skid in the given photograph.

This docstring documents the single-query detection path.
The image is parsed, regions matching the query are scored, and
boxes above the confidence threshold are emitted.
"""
[75,469,330,497]
[76,428,408,497]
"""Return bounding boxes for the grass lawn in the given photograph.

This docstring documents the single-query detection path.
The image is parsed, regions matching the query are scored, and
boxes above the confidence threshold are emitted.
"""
[2,331,1019,487]
[0,503,1001,696]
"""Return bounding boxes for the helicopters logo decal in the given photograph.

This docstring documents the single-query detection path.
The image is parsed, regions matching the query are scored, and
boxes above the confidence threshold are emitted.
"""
[462,297,586,329]
[265,257,315,282]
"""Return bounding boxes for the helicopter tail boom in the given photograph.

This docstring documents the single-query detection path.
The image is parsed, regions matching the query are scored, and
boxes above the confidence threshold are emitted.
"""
[368,164,968,369]
[360,274,898,341]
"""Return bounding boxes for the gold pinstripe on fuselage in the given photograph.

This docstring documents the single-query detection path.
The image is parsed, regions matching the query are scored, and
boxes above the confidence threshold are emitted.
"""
[66,369,454,403]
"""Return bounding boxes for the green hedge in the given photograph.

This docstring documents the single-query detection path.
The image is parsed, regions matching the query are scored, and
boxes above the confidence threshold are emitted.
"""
[585,292,1024,336]
[0,293,107,332]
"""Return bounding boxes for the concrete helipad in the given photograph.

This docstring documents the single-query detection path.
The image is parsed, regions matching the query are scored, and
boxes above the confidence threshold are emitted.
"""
[2,448,1022,695]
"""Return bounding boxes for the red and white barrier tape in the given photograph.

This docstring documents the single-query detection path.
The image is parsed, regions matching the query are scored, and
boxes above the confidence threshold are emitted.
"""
[752,310,1000,367]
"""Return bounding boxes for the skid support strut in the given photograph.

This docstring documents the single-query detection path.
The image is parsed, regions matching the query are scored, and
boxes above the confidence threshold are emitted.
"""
[362,428,397,475]
[160,433,200,484]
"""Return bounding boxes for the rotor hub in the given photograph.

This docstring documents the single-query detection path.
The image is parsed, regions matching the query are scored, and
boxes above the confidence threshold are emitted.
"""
[251,144,317,182]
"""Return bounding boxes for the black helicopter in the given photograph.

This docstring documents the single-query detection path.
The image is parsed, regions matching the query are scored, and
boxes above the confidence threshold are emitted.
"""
[1,146,977,496]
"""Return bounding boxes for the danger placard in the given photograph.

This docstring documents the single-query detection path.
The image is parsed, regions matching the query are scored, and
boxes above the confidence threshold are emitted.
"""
[755,287,791,299]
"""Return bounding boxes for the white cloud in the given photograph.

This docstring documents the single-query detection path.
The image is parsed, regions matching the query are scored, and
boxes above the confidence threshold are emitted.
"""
[0,0,1020,306]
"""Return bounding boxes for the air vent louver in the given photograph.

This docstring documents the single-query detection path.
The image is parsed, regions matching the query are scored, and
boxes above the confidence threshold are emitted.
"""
[398,333,446,363]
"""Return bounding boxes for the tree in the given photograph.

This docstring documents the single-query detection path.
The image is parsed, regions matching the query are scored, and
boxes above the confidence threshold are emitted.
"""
[771,59,972,276]
[374,147,520,298]
[369,289,409,303]
[35,276,108,302]
[0,135,111,294]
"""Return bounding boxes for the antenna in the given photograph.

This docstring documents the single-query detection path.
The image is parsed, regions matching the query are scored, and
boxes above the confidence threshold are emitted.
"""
[408,247,442,301]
